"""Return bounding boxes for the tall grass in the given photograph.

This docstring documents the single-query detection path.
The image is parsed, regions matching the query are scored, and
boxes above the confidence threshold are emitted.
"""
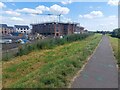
[17,33,93,56]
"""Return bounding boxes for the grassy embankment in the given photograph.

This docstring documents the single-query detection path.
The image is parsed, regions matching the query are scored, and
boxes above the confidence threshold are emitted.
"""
[109,36,120,67]
[3,34,92,61]
[3,34,102,88]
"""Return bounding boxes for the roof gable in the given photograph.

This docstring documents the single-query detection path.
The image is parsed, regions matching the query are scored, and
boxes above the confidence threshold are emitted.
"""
[0,24,7,28]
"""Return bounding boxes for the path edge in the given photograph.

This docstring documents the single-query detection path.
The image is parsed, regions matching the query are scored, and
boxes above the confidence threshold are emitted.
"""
[68,35,103,88]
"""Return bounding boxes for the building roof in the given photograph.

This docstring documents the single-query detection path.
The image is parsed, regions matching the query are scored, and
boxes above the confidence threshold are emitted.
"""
[7,26,14,29]
[0,24,7,28]
[14,25,29,29]
[31,22,78,26]
[79,26,84,29]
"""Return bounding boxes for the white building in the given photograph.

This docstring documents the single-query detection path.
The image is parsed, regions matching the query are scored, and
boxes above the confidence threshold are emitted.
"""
[14,25,31,34]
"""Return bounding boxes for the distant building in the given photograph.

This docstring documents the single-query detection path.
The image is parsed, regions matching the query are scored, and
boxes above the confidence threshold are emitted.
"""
[0,24,8,34]
[74,26,84,34]
[84,29,88,33]
[7,26,14,34]
[14,25,31,34]
[79,26,85,34]
[0,24,14,35]
[31,22,77,37]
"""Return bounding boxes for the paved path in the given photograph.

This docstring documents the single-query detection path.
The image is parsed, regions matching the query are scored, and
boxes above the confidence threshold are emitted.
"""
[71,35,118,88]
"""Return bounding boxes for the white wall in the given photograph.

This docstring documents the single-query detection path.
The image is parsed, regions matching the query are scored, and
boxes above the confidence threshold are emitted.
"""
[14,27,31,34]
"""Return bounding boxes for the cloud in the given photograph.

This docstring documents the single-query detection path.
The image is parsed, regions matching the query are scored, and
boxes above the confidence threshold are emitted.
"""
[108,0,119,6]
[36,5,49,11]
[49,4,70,14]
[89,6,101,9]
[0,2,6,8]
[62,17,72,23]
[29,13,37,17]
[16,8,42,14]
[110,22,114,25]
[5,10,21,16]
[108,15,117,18]
[16,5,49,14]
[79,15,83,18]
[14,4,70,15]
[11,3,16,6]
[61,0,72,5]
[79,11,104,19]
[78,15,118,31]
[11,17,24,21]
[99,24,104,26]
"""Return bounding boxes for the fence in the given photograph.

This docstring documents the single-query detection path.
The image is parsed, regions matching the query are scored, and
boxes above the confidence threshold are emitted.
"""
[2,48,18,61]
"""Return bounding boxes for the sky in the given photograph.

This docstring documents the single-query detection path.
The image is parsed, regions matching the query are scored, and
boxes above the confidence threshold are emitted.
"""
[0,0,119,31]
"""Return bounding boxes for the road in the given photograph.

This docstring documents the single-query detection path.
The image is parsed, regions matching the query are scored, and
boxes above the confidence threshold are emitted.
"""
[71,35,118,88]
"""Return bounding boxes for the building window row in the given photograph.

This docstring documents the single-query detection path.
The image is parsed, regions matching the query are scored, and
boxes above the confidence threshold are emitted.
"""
[17,28,29,30]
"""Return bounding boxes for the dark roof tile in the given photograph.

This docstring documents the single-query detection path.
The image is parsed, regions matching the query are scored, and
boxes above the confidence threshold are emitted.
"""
[7,26,14,29]
[0,24,7,28]
[14,25,29,29]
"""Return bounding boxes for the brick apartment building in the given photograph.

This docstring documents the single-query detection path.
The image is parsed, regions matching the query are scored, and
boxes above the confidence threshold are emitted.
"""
[31,22,78,37]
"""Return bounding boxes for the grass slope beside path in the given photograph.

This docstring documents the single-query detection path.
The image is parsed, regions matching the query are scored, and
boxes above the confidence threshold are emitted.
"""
[109,36,120,67]
[2,34,102,88]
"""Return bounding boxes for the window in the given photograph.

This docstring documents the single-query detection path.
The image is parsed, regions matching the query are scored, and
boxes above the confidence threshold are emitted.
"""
[56,24,59,27]
[5,31,7,33]
[56,24,59,32]
[56,29,59,32]
[21,28,22,30]
[24,28,26,30]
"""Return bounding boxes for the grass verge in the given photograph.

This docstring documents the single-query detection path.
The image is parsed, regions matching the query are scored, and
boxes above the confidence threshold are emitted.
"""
[109,36,120,67]
[2,34,102,88]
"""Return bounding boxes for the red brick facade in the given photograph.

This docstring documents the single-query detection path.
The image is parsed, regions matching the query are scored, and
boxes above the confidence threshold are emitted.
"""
[31,22,77,37]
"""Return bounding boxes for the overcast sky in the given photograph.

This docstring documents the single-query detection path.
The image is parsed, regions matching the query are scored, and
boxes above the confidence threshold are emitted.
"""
[0,0,119,31]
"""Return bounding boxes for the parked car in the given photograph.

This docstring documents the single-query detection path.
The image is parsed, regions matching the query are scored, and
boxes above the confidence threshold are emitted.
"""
[0,39,12,44]
[15,39,31,44]
[5,40,12,43]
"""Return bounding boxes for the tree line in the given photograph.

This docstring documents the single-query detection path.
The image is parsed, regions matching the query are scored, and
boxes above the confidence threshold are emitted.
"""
[95,28,120,38]
[111,28,120,38]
